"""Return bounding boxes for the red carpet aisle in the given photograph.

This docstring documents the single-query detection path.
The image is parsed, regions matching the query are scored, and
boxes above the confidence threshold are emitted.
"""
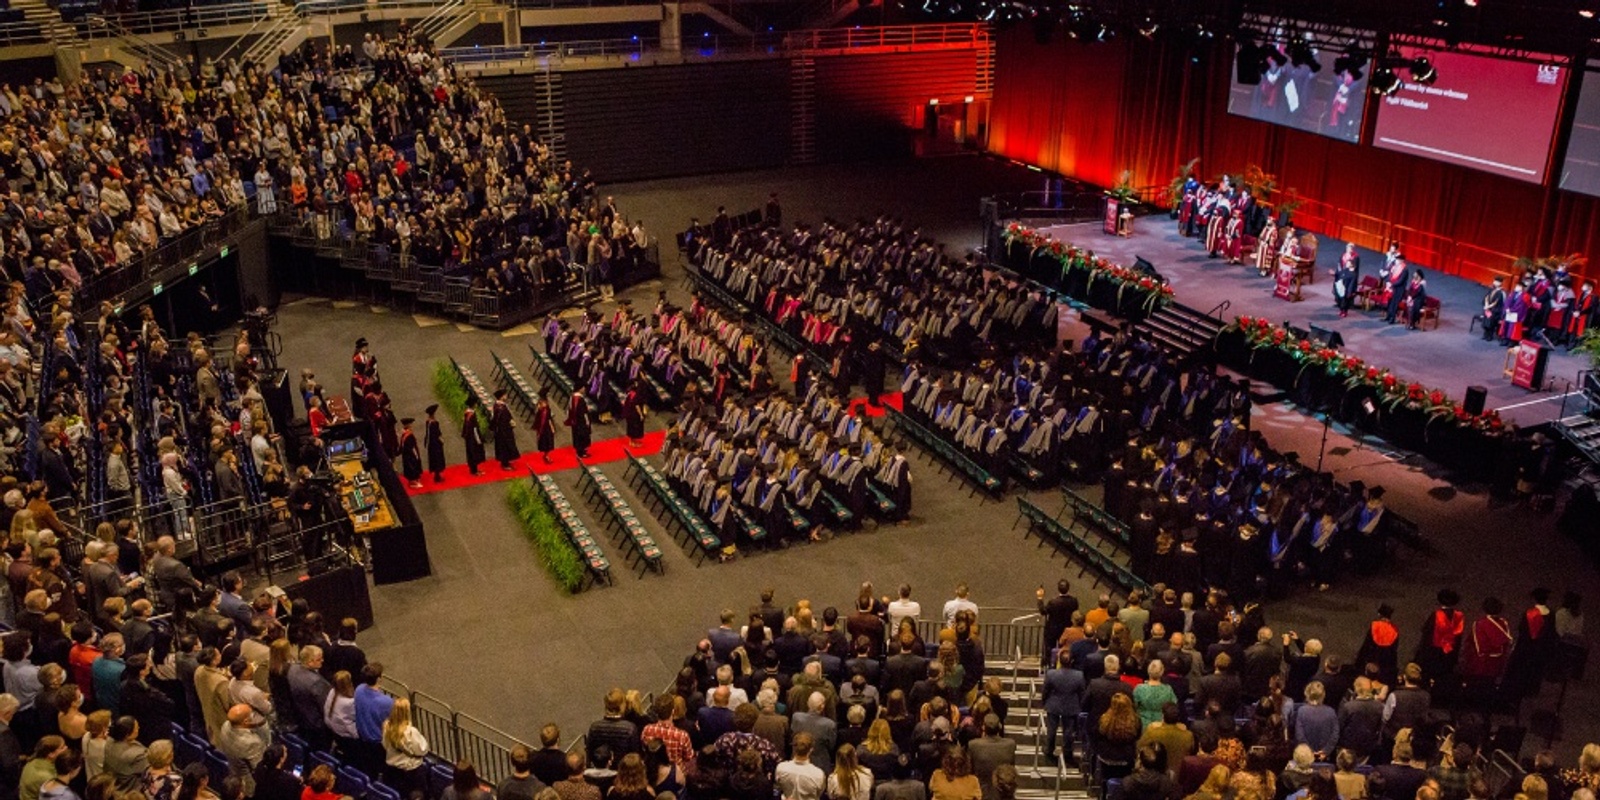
[404,430,666,496]
[846,392,903,417]
[404,393,902,497]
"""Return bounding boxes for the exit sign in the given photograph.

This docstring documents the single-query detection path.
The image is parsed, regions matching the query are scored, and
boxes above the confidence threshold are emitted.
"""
[152,283,163,295]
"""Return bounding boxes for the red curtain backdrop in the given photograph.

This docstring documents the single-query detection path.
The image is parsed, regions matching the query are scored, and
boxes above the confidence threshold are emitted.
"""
[987,26,1600,280]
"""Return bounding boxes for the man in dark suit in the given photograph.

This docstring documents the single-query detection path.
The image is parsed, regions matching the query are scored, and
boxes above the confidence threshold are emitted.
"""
[1240,627,1282,702]
[119,654,175,745]
[149,536,200,613]
[843,638,882,687]
[772,618,815,677]
[757,588,784,634]
[707,610,742,667]
[216,574,254,632]
[694,687,735,748]
[1084,654,1132,731]
[883,634,929,699]
[323,619,367,680]
[529,724,570,788]
[1195,653,1242,714]
[1036,580,1079,659]
[1149,590,1185,643]
[1041,652,1086,765]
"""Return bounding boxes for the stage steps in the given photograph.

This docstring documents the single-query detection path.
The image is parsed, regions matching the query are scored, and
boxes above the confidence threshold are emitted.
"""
[1135,302,1225,359]
[983,656,1095,799]
[1556,414,1600,464]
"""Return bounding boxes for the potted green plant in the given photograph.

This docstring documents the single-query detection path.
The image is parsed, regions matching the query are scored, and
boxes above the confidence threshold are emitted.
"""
[1166,158,1200,216]
[1108,170,1137,203]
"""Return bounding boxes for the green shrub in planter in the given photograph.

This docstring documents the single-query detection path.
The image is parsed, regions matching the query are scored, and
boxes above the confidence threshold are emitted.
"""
[505,480,585,593]
[431,360,486,433]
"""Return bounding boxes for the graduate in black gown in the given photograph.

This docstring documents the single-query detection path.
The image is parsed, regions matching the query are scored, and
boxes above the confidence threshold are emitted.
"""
[424,404,447,483]
[399,417,422,488]
[621,381,647,447]
[462,396,487,475]
[533,390,557,464]
[490,389,520,470]
[566,388,593,458]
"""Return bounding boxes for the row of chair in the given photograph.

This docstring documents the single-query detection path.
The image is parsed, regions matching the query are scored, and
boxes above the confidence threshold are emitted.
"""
[490,351,540,420]
[1060,487,1134,549]
[1015,497,1151,596]
[528,348,576,399]
[448,357,496,410]
[881,405,1004,497]
[575,462,665,578]
[623,453,725,565]
[168,723,412,800]
[531,473,613,588]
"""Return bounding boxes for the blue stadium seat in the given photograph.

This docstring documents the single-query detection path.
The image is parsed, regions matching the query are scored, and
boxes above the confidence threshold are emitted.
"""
[336,766,373,798]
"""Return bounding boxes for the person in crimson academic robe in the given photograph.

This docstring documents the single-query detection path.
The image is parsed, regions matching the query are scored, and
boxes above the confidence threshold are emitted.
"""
[1502,588,1557,700]
[1223,208,1245,264]
[366,382,399,458]
[424,404,447,482]
[1405,270,1429,330]
[462,396,486,475]
[1382,257,1409,324]
[710,365,730,407]
[1458,597,1514,708]
[533,391,558,463]
[1481,278,1507,342]
[1528,271,1553,331]
[1548,279,1576,346]
[1254,216,1280,276]
[1204,193,1230,257]
[1177,186,1197,236]
[1414,589,1465,687]
[1354,604,1401,686]
[565,388,593,458]
[350,338,376,418]
[1568,281,1596,345]
[621,382,647,446]
[398,417,422,488]
[490,389,519,469]
[1184,186,1208,238]
[1332,243,1360,318]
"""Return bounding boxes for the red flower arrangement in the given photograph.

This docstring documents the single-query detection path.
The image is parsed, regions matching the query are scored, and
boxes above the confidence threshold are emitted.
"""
[1002,224,1174,313]
[1228,315,1508,434]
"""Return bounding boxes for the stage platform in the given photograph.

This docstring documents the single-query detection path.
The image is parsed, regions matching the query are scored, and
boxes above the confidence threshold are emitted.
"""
[1035,219,1592,428]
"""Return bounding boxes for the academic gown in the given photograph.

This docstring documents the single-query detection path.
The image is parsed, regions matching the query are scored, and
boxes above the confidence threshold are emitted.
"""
[399,429,422,481]
[533,403,557,453]
[621,390,646,440]
[424,417,447,477]
[566,394,593,454]
[462,408,486,473]
[490,401,520,465]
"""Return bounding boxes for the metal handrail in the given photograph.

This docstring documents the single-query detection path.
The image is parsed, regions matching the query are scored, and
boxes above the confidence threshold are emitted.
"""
[84,2,271,35]
[1055,746,1067,800]
[216,6,284,61]
[1206,299,1232,320]
[0,21,47,45]
[442,22,990,66]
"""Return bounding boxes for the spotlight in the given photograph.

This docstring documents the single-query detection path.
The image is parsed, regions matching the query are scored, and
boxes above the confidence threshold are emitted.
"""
[1371,65,1402,95]
[1288,40,1321,72]
[1266,45,1287,66]
[1137,19,1158,38]
[1409,56,1437,84]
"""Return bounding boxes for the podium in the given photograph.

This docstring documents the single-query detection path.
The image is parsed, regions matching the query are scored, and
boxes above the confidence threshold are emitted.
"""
[1511,341,1549,390]
[1273,261,1302,302]
[1104,197,1121,235]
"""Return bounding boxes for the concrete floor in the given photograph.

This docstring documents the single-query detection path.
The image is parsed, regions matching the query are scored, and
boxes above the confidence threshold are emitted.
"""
[265,154,1600,761]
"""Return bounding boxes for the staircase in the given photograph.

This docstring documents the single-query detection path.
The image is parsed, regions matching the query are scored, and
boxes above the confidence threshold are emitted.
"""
[976,35,994,93]
[989,654,1095,800]
[238,6,304,69]
[84,14,187,71]
[413,0,492,49]
[532,66,566,162]
[11,0,73,45]
[1135,301,1226,360]
[1554,371,1600,464]
[790,55,816,165]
